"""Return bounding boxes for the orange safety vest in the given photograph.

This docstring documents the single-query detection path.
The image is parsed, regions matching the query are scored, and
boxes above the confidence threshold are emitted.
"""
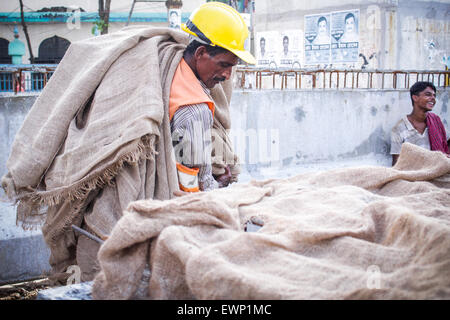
[169,58,215,192]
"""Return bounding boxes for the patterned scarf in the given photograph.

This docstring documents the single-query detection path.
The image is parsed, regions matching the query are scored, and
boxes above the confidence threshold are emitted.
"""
[426,112,449,154]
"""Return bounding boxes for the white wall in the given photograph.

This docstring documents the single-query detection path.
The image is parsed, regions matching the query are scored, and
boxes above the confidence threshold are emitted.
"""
[397,1,450,70]
[254,0,450,70]
[228,88,450,176]
[2,88,449,181]
[2,1,449,69]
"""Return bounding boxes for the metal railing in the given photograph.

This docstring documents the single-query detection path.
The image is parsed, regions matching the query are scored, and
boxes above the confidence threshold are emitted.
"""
[1,64,448,93]
[234,67,450,90]
[0,64,56,94]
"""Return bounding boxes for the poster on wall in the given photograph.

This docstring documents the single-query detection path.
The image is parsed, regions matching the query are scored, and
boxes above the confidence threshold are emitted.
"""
[256,31,279,68]
[241,13,251,57]
[227,0,253,13]
[241,13,251,29]
[168,9,181,29]
[304,13,331,65]
[331,9,360,64]
[278,30,303,68]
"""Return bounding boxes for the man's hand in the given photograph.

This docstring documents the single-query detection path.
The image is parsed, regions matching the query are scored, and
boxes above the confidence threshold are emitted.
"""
[173,190,189,197]
[214,165,232,188]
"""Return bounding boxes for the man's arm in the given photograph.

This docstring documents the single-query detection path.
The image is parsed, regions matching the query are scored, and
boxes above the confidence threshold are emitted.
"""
[390,124,403,167]
[171,104,219,191]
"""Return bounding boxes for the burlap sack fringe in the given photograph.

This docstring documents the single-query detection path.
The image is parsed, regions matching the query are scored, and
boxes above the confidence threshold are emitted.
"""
[10,134,156,235]
[19,135,156,208]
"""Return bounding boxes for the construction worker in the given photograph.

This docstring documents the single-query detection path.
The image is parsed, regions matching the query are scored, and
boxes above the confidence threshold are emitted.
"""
[1,2,255,282]
[171,2,256,193]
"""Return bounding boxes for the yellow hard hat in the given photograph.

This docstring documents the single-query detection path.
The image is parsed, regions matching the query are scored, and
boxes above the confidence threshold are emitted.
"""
[181,2,256,65]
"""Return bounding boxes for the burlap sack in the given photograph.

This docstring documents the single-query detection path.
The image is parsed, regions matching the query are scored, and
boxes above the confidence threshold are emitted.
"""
[92,143,450,299]
[1,26,239,276]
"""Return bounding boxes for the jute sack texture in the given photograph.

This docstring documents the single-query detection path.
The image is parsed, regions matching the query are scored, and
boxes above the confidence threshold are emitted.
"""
[1,26,239,275]
[93,143,450,299]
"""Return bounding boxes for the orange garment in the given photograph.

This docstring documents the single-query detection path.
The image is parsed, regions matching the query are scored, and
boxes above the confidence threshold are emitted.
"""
[170,58,216,192]
[169,58,215,120]
[176,163,200,192]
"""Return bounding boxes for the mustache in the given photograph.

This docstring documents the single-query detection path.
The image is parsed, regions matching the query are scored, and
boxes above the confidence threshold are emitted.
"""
[213,77,226,82]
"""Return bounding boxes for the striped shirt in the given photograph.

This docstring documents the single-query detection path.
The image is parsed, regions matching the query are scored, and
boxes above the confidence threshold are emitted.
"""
[170,81,218,191]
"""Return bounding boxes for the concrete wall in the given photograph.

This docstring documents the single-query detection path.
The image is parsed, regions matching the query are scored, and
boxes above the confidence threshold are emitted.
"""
[2,88,448,181]
[229,88,449,177]
[254,0,450,70]
[397,1,450,70]
[0,87,448,284]
[0,94,38,187]
[0,94,51,284]
[0,201,51,285]
[2,1,449,69]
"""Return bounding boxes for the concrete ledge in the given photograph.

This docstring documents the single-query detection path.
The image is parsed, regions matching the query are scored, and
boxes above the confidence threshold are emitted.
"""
[0,202,51,285]
[37,281,93,300]
[238,153,391,183]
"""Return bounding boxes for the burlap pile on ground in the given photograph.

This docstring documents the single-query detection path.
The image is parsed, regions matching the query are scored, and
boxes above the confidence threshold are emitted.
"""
[92,143,450,299]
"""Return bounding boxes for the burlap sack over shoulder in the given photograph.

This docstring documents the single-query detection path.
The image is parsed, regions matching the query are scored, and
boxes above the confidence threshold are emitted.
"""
[1,26,240,269]
[93,143,450,299]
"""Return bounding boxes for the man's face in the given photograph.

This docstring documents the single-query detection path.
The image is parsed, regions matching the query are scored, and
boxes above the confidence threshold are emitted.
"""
[195,47,238,89]
[345,16,355,34]
[170,12,178,27]
[413,87,436,111]
[283,38,289,51]
[318,20,327,36]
